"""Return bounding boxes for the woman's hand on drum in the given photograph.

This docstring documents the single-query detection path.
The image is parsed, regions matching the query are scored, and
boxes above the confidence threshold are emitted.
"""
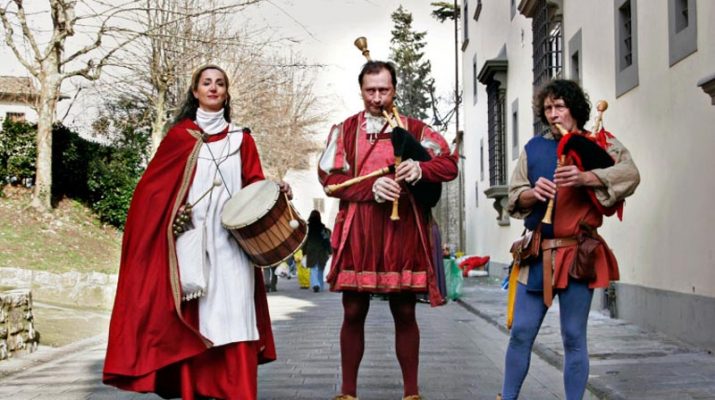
[173,204,194,237]
[278,181,293,200]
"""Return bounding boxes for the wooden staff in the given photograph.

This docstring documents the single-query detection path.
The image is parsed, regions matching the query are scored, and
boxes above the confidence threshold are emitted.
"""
[541,123,568,224]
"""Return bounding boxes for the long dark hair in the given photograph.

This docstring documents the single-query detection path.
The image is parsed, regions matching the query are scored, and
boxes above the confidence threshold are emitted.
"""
[307,210,326,240]
[534,79,591,130]
[174,64,232,123]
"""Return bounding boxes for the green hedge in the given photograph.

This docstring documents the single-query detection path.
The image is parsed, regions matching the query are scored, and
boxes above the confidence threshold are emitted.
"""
[1,119,148,229]
[0,119,36,188]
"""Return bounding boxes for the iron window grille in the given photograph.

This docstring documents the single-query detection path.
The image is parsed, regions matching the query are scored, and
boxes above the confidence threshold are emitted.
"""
[487,80,507,186]
[531,0,562,135]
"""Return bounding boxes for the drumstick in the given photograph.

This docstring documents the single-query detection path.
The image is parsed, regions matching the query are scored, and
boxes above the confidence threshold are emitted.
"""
[382,108,401,221]
[541,123,568,225]
[592,100,609,134]
[186,179,222,209]
[284,192,300,229]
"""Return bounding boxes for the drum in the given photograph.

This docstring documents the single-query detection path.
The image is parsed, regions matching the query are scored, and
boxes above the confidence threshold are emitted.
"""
[221,180,307,267]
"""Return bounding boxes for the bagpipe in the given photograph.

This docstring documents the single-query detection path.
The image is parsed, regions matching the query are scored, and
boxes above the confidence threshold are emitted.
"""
[324,37,442,218]
[541,100,621,224]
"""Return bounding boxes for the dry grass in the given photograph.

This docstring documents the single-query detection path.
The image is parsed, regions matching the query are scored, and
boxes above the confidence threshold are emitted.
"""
[0,186,120,347]
[0,186,122,274]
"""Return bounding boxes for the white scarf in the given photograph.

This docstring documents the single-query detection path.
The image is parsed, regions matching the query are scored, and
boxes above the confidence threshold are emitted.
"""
[364,112,392,134]
[196,107,229,134]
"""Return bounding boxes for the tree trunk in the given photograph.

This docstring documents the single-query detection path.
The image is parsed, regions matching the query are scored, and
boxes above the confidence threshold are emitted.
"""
[30,73,61,212]
[151,87,168,156]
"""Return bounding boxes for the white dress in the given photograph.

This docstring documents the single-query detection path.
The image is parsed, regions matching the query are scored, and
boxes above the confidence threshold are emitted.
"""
[175,122,258,346]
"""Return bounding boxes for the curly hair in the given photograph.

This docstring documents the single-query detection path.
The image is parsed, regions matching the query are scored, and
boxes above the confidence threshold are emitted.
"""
[174,64,232,123]
[358,60,397,89]
[533,79,591,130]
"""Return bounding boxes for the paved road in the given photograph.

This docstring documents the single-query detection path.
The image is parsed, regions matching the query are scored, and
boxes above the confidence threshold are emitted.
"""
[458,277,715,400]
[0,276,599,400]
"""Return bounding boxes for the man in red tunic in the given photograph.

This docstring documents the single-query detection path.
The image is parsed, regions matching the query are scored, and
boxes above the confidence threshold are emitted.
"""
[319,61,458,400]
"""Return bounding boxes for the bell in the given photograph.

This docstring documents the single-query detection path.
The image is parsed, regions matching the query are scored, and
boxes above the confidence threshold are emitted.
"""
[354,36,371,61]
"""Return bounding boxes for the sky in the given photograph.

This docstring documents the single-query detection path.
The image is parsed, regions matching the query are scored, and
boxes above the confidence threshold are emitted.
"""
[246,0,459,127]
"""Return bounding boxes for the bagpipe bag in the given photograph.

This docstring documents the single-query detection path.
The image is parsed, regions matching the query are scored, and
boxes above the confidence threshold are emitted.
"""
[390,126,442,208]
[556,131,620,217]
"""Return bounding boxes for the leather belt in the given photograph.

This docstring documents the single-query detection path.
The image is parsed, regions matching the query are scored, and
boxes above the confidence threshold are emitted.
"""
[541,237,578,307]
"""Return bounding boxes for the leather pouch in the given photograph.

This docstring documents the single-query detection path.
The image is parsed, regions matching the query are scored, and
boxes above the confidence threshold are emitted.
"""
[510,224,542,263]
[569,233,600,281]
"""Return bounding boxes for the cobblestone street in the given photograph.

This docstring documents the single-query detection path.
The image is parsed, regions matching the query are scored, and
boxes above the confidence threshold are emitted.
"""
[0,275,586,400]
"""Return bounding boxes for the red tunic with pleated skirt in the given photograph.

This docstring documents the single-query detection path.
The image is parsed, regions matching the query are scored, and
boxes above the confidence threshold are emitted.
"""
[319,112,458,305]
[550,184,620,290]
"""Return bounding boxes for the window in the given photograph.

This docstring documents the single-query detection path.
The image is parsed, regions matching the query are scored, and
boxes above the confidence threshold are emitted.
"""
[474,180,479,207]
[473,0,482,21]
[511,99,519,160]
[675,0,688,32]
[571,52,580,81]
[479,138,484,181]
[313,198,324,214]
[478,55,508,187]
[619,2,633,69]
[569,29,583,84]
[6,112,25,123]
[614,0,639,96]
[462,1,470,48]
[531,0,562,135]
[472,54,478,104]
[487,80,507,186]
[668,0,697,66]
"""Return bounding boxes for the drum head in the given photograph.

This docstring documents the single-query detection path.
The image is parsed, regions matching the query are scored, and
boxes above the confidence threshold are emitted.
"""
[221,180,280,229]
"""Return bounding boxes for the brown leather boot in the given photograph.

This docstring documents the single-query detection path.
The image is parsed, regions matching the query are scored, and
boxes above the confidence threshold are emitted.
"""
[403,395,422,400]
[332,395,359,400]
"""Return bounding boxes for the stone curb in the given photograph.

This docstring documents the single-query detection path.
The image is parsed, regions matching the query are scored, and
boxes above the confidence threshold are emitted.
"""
[0,333,106,380]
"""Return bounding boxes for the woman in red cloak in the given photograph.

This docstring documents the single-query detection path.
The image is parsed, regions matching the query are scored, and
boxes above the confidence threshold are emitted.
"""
[103,64,289,400]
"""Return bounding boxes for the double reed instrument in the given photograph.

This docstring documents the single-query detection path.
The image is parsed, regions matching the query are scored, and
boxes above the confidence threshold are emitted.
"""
[541,123,568,225]
[382,105,405,221]
[357,36,403,221]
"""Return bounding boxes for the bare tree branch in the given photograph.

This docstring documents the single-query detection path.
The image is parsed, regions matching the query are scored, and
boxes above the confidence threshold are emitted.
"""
[0,2,39,75]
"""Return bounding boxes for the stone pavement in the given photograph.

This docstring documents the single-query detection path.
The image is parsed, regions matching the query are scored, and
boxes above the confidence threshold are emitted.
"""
[5,271,712,399]
[457,276,715,400]
[0,274,598,400]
